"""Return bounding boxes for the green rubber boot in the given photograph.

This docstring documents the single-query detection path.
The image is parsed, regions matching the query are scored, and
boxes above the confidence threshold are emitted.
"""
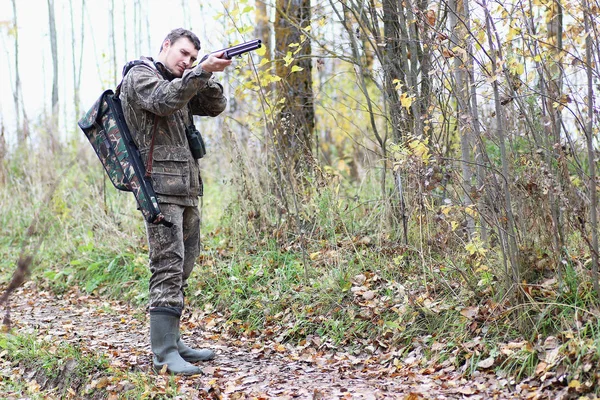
[150,309,202,375]
[177,331,216,362]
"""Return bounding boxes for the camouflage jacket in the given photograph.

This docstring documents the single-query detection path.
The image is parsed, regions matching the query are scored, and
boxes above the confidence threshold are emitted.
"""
[120,56,227,206]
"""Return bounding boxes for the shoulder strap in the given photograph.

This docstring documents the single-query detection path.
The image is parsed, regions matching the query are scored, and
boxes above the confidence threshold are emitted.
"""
[115,60,148,97]
[114,59,161,178]
[145,115,159,178]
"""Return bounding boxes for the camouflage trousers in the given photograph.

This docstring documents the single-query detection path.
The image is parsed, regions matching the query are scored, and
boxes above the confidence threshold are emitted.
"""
[145,203,200,309]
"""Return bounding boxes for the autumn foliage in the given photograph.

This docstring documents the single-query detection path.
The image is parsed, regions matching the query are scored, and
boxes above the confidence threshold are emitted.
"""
[2,0,600,397]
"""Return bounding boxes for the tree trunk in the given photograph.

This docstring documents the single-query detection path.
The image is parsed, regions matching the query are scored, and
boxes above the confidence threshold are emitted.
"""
[464,0,488,242]
[583,0,599,295]
[382,0,404,142]
[256,0,272,61]
[47,0,59,131]
[122,0,128,60]
[10,0,24,140]
[546,0,566,278]
[109,0,117,86]
[69,0,85,122]
[274,0,315,176]
[134,0,140,57]
[483,0,521,299]
[449,0,475,237]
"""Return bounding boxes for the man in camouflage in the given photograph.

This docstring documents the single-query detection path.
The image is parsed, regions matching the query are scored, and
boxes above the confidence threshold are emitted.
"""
[120,28,232,375]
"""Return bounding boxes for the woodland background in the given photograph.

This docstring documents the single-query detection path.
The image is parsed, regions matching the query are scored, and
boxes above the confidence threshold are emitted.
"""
[1,0,600,397]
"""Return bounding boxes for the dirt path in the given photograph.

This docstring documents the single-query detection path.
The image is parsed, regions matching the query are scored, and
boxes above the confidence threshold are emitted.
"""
[5,283,541,399]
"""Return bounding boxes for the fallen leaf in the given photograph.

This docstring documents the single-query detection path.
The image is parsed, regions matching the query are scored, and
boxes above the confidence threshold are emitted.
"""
[275,344,286,352]
[477,356,495,369]
[95,377,110,389]
[458,386,477,395]
[352,274,367,285]
[568,379,580,389]
[203,366,217,375]
[362,291,376,300]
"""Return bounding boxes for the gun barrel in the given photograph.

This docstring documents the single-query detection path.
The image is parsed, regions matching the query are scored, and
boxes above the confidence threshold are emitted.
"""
[223,39,262,59]
[200,39,262,63]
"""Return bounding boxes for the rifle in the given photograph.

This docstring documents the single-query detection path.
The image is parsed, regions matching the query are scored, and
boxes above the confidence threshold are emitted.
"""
[199,39,262,63]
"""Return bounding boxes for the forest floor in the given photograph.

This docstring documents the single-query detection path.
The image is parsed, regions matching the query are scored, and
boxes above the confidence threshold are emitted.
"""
[0,282,582,399]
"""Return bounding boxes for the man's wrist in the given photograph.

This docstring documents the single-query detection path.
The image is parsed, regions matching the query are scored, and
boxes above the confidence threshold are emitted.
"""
[192,65,213,79]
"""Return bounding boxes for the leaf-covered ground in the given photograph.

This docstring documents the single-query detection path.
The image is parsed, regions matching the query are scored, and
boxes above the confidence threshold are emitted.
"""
[0,282,589,399]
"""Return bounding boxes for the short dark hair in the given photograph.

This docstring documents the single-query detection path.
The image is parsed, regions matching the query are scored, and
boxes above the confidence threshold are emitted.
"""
[159,28,201,52]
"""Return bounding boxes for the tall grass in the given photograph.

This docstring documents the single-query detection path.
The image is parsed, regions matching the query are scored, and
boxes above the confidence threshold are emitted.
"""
[1,131,600,392]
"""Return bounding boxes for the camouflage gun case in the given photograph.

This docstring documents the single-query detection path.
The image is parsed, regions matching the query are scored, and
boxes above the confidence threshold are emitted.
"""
[78,85,172,227]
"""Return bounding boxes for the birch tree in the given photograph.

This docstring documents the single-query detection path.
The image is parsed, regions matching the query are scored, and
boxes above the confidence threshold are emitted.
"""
[47,0,59,131]
[583,0,599,294]
[9,0,25,139]
[69,0,85,121]
[109,0,117,86]
[483,0,521,299]
[448,0,475,237]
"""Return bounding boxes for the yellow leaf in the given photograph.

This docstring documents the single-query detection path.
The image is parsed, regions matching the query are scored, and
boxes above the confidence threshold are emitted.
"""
[290,65,304,73]
[255,46,267,57]
[477,30,485,45]
[465,205,478,217]
[407,136,430,162]
[283,52,294,67]
[400,93,414,109]
[515,62,524,75]
[451,221,459,231]
[275,344,286,352]
[568,379,581,389]
[507,26,521,42]
[465,242,477,255]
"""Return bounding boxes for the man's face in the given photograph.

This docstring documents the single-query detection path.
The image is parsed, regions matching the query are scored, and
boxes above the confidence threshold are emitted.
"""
[160,37,199,77]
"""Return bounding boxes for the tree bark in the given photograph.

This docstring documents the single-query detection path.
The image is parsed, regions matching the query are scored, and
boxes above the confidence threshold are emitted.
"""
[122,0,128,60]
[256,0,272,61]
[109,0,117,86]
[69,0,85,121]
[449,0,475,237]
[47,0,59,131]
[483,0,521,299]
[134,0,140,57]
[10,0,24,139]
[382,0,404,142]
[583,0,599,295]
[464,0,488,242]
[274,0,315,175]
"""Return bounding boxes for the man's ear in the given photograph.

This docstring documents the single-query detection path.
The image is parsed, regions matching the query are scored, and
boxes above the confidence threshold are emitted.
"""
[161,39,171,52]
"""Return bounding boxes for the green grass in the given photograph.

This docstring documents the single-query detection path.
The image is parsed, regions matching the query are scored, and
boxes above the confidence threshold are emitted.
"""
[4,145,600,396]
[0,333,110,398]
[0,332,201,399]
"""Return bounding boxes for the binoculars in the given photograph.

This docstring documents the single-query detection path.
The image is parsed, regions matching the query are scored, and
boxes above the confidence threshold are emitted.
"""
[185,124,206,159]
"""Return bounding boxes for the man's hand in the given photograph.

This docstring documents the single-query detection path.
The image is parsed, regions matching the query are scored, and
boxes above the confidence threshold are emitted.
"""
[200,52,232,72]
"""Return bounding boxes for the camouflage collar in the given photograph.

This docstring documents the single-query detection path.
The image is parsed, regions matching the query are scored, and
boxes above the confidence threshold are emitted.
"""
[153,60,177,82]
[125,56,176,81]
